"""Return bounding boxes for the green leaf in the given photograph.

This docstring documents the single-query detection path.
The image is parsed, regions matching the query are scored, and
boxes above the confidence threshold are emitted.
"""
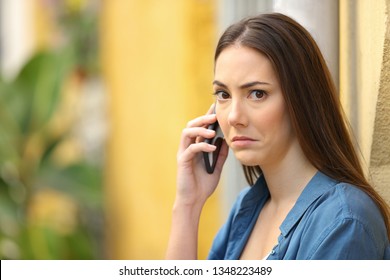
[13,51,73,134]
[36,162,103,208]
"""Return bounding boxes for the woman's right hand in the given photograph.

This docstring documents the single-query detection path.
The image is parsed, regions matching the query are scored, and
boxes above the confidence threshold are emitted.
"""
[175,105,229,209]
[166,105,228,259]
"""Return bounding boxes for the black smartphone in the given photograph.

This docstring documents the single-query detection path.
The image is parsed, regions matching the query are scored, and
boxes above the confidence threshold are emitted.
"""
[203,121,224,174]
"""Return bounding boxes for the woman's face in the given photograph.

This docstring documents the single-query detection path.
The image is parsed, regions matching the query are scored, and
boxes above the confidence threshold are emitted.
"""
[214,45,296,169]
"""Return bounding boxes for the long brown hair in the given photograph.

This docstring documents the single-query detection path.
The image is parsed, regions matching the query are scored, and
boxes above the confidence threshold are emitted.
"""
[215,13,390,238]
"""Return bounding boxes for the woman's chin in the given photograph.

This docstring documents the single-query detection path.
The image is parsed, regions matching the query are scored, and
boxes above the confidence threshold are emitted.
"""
[233,152,261,167]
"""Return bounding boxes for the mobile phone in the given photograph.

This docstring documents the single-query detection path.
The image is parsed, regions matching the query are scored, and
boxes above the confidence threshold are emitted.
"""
[203,121,224,174]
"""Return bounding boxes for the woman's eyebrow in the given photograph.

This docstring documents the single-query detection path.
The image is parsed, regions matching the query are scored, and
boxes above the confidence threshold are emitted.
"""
[212,80,227,88]
[212,80,271,89]
[239,81,271,89]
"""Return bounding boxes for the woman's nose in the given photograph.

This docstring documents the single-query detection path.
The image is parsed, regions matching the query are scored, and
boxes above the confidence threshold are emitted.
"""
[227,100,248,128]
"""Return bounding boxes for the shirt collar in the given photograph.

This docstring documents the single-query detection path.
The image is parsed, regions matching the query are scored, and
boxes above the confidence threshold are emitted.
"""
[240,175,269,210]
[279,171,339,236]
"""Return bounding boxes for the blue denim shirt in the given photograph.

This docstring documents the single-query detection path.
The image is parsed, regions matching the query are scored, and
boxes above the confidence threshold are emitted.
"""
[208,171,390,259]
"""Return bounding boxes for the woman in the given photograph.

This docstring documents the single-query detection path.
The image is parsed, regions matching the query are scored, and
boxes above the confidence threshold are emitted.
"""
[166,13,390,259]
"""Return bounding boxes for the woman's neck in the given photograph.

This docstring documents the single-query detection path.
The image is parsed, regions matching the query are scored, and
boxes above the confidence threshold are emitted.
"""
[261,143,318,207]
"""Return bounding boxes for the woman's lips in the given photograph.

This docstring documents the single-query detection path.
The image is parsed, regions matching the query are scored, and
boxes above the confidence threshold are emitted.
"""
[231,136,257,147]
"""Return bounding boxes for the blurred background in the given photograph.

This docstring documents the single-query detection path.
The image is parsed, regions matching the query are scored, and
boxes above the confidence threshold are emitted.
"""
[0,0,389,260]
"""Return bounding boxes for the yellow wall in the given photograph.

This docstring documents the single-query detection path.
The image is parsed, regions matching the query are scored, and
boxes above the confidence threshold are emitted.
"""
[369,0,390,202]
[101,0,220,259]
[339,0,386,168]
[340,0,390,203]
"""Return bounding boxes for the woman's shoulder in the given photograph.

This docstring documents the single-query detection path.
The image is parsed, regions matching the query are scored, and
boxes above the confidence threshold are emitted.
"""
[296,179,389,259]
[306,180,388,243]
[319,181,383,222]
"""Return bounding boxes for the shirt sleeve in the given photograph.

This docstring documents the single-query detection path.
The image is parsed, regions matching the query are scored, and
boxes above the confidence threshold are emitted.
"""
[303,217,387,259]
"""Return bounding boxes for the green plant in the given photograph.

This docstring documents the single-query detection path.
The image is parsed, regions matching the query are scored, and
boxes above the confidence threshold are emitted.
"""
[0,49,104,259]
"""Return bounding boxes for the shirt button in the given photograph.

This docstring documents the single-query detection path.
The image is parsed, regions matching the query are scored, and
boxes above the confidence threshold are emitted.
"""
[271,250,275,255]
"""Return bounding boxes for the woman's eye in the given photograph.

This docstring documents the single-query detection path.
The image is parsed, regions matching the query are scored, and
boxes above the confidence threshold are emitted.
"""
[214,91,231,100]
[248,90,266,100]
